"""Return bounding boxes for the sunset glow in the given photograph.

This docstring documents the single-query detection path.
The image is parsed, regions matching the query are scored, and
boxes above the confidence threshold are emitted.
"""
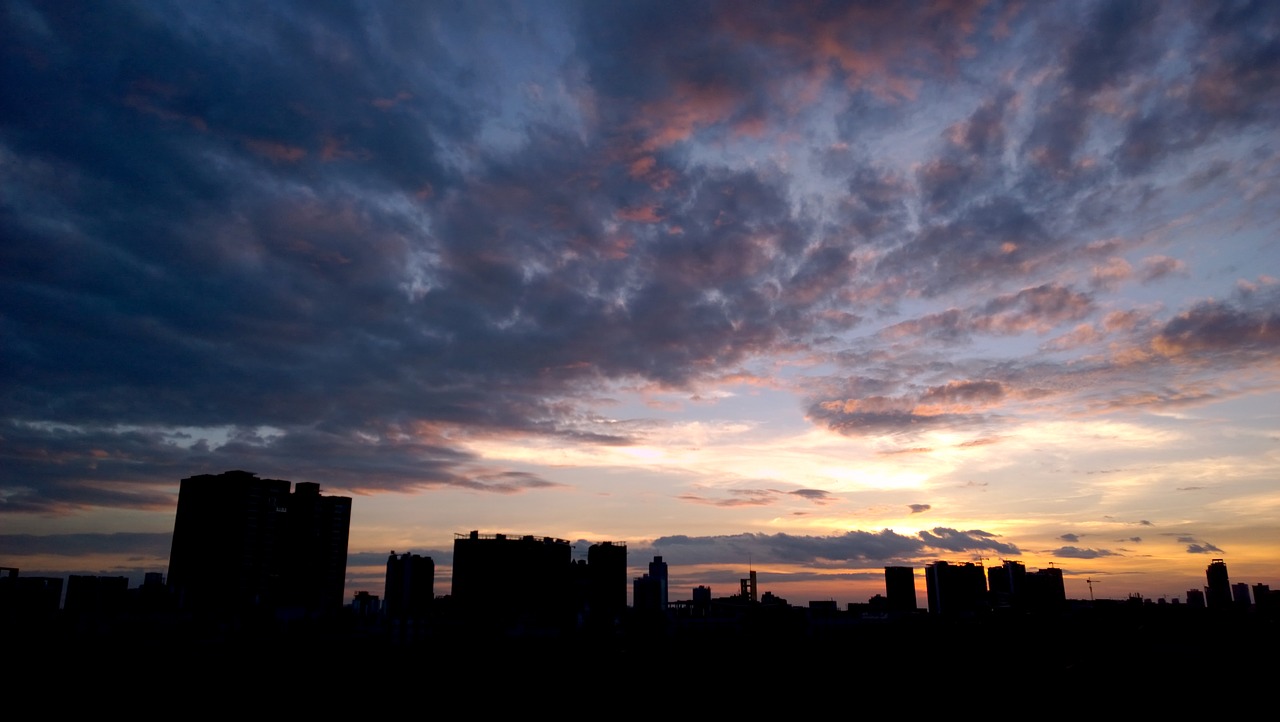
[2,0,1278,609]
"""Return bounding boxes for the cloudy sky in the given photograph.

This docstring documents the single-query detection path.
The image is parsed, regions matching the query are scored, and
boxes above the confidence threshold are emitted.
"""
[3,0,1278,607]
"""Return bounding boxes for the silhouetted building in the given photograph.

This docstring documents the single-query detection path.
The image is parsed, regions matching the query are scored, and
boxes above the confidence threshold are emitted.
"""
[987,560,1026,611]
[450,530,575,634]
[283,481,352,617]
[64,575,129,620]
[809,599,839,617]
[634,572,662,614]
[1254,584,1278,620]
[989,560,1066,614]
[1205,558,1232,611]
[131,572,169,615]
[1186,588,1206,609]
[351,590,381,619]
[692,585,712,616]
[586,541,627,628]
[166,470,352,622]
[1023,565,1067,613]
[650,555,669,609]
[925,561,988,617]
[633,555,672,617]
[740,569,758,603]
[0,570,62,629]
[1231,582,1251,610]
[884,566,918,614]
[384,551,434,622]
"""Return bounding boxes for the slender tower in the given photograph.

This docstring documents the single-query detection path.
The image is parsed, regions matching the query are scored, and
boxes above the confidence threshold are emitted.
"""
[1205,558,1232,611]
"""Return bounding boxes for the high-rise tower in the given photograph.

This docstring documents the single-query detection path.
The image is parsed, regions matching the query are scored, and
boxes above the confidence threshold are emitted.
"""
[166,470,351,621]
[884,566,918,613]
[925,560,989,616]
[649,555,669,609]
[1205,558,1232,611]
[384,551,434,622]
[450,530,574,633]
[586,541,627,627]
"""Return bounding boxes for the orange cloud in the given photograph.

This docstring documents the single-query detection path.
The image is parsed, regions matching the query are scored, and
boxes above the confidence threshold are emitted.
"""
[244,138,307,162]
[615,205,663,223]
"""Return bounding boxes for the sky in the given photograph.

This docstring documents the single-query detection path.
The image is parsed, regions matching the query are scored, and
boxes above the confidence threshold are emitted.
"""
[2,0,1279,610]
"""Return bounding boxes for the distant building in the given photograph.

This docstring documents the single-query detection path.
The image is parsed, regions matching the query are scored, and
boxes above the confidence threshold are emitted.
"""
[1205,558,1232,611]
[586,541,627,628]
[131,572,169,615]
[650,555,669,608]
[64,574,130,620]
[633,575,657,613]
[925,561,988,617]
[884,566,918,613]
[1254,584,1278,620]
[1023,565,1067,613]
[1186,588,1206,609]
[740,569,758,604]
[633,554,672,616]
[166,470,352,621]
[808,599,839,617]
[1231,582,1251,609]
[384,551,434,622]
[988,560,1026,611]
[989,560,1067,614]
[350,590,381,619]
[692,585,712,616]
[0,568,62,624]
[450,530,575,633]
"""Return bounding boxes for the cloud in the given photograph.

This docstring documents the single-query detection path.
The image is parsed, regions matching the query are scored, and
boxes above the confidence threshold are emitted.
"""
[678,489,785,508]
[1051,546,1119,559]
[790,489,836,504]
[1090,257,1133,291]
[1150,300,1280,358]
[2,0,1278,528]
[0,532,171,557]
[1139,255,1188,283]
[645,527,1018,567]
[908,504,931,514]
[348,548,452,569]
[875,198,1056,298]
[1185,542,1224,555]
[808,377,1007,438]
[916,527,1020,555]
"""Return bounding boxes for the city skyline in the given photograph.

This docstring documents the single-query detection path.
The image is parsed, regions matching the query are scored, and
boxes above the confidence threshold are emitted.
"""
[5,517,1269,615]
[3,1,1280,609]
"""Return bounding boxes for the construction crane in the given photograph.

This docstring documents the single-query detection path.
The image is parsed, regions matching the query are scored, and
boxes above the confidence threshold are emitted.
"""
[1086,578,1099,601]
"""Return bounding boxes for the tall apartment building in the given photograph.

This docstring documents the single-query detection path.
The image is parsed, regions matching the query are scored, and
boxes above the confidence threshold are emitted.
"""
[884,566,918,613]
[925,560,988,617]
[987,560,1066,614]
[0,568,62,624]
[1231,582,1252,609]
[1205,558,1232,611]
[63,574,130,619]
[450,530,575,632]
[384,551,434,622]
[586,541,628,627]
[166,470,351,621]
[633,555,671,614]
[447,531,630,635]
